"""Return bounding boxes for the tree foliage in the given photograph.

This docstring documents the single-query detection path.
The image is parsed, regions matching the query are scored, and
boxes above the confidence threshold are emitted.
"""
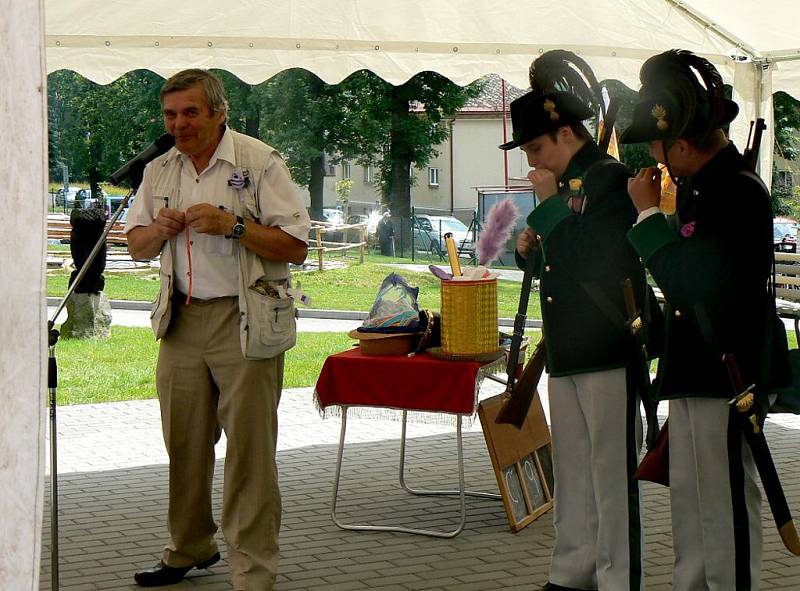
[48,70,164,193]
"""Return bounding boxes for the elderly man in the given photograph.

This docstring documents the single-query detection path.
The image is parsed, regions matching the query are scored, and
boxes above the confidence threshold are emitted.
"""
[125,69,310,589]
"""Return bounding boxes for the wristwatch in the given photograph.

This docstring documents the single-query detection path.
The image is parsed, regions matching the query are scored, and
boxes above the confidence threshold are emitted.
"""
[228,215,246,239]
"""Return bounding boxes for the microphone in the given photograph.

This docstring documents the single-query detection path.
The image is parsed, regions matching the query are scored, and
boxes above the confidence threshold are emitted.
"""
[109,133,175,188]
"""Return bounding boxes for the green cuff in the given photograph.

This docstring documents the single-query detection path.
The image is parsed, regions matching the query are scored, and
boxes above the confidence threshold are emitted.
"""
[527,196,571,242]
[627,214,679,263]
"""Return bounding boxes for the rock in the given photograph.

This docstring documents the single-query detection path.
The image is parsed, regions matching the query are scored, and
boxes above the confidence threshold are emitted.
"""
[60,292,112,339]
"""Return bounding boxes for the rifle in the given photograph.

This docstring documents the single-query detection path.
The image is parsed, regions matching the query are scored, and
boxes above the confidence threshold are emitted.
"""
[742,118,766,174]
[622,279,659,450]
[496,252,542,427]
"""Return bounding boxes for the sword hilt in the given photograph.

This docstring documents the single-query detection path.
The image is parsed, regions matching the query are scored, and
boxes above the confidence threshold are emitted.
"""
[723,353,760,433]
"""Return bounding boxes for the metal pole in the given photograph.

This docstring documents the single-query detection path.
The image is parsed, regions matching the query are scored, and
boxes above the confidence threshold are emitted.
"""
[47,339,59,591]
[45,188,133,590]
[501,79,509,190]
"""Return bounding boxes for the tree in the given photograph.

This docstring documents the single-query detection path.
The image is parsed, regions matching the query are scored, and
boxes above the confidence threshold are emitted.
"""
[47,70,164,192]
[603,80,657,170]
[321,70,482,249]
[774,91,800,161]
[213,70,261,139]
[256,69,380,221]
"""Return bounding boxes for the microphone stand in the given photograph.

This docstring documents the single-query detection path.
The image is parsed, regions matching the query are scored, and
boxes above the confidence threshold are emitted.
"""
[46,189,134,591]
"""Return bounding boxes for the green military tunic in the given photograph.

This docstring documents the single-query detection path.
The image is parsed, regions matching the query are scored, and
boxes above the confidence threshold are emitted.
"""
[627,143,790,406]
[517,142,653,377]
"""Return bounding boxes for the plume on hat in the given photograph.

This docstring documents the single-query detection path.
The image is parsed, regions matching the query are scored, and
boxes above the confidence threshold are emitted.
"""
[639,49,727,139]
[477,199,521,267]
[528,50,603,118]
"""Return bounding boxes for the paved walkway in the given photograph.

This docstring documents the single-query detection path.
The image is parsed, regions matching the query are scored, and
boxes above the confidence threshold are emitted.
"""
[39,371,800,590]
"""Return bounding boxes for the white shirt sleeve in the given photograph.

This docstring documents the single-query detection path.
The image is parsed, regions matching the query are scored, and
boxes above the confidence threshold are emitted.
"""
[257,152,311,244]
[123,163,156,234]
[635,206,663,226]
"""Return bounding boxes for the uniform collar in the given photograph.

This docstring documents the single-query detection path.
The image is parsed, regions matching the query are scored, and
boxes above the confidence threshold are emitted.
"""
[689,142,742,191]
[559,141,604,184]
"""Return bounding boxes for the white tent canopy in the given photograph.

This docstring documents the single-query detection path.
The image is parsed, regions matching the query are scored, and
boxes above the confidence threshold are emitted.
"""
[45,0,800,178]
[45,0,800,91]
[3,2,800,589]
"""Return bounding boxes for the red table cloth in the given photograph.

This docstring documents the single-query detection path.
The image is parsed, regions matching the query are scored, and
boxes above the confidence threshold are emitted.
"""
[314,348,501,415]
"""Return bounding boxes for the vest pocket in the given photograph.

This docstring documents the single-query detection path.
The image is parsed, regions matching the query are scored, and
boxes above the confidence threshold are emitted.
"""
[151,274,173,339]
[243,282,296,359]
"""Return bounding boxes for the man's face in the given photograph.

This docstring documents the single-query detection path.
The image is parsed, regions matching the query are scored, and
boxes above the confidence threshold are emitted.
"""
[162,85,224,158]
[520,132,571,178]
[649,139,690,176]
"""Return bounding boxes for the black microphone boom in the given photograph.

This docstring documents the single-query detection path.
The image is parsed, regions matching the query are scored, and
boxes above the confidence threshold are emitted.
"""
[109,133,175,188]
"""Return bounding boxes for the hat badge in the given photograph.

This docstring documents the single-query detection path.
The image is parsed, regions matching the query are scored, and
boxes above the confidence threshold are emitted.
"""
[543,99,560,122]
[651,104,669,131]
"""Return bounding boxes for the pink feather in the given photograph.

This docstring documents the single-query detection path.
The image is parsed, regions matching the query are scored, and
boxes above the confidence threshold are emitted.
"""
[477,199,521,266]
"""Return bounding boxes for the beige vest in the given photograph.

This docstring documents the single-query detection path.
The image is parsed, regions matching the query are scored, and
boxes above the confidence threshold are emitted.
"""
[149,130,296,359]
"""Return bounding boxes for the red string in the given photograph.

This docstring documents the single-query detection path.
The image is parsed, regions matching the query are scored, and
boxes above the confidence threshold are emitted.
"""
[185,224,193,305]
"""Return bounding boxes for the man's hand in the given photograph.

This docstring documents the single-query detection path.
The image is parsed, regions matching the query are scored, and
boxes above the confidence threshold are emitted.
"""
[153,207,186,240]
[527,168,558,201]
[516,227,539,258]
[628,167,662,213]
[185,203,235,236]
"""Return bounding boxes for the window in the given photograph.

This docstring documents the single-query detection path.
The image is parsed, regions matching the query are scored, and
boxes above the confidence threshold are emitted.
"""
[364,165,374,184]
[324,155,336,176]
[343,161,351,180]
[428,167,440,187]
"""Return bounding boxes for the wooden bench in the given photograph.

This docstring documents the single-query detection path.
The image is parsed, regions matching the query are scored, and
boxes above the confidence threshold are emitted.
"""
[47,215,128,248]
[775,252,800,341]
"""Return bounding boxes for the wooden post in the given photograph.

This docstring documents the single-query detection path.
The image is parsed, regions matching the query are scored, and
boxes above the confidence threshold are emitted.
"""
[317,226,324,271]
[359,225,365,264]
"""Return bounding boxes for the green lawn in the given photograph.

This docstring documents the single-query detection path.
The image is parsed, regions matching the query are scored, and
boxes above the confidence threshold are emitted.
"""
[47,270,161,302]
[47,261,540,318]
[54,328,355,405]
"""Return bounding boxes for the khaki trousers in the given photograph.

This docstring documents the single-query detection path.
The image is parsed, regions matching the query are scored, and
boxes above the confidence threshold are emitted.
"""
[156,294,283,590]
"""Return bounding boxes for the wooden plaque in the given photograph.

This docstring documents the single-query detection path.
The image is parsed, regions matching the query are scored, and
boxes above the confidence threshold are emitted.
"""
[478,390,554,532]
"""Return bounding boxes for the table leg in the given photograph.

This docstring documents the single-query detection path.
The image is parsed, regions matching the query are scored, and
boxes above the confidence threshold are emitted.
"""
[399,410,501,501]
[330,406,497,538]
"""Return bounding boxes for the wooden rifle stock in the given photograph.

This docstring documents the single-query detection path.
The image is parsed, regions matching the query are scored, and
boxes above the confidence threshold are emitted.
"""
[496,338,546,428]
[743,118,766,173]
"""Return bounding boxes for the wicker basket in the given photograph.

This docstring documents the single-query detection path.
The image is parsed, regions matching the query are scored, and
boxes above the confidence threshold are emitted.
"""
[440,278,499,356]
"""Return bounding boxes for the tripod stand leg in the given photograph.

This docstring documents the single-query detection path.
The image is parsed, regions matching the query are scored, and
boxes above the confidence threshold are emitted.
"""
[48,345,59,591]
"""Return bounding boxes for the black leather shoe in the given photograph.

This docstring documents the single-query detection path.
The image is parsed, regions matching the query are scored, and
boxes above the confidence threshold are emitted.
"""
[134,552,220,587]
[541,583,596,591]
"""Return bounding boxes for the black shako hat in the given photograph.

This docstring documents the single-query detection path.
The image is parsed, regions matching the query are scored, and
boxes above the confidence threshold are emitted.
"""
[620,49,739,144]
[499,90,594,150]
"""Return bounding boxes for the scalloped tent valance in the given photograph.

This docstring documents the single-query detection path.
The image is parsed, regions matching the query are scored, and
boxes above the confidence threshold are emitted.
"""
[45,0,800,178]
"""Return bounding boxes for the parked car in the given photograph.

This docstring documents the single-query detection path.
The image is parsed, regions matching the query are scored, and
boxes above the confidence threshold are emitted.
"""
[347,212,380,237]
[774,217,798,253]
[106,194,128,216]
[54,187,109,210]
[412,214,474,256]
[322,208,344,226]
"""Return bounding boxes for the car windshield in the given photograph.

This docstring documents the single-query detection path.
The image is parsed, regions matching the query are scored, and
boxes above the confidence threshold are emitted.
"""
[774,222,797,239]
[428,217,468,234]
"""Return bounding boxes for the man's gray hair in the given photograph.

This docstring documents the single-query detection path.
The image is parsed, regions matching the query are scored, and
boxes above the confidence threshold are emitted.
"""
[160,69,229,122]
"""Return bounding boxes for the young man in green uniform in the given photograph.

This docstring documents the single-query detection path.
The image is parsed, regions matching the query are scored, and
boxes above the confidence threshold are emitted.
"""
[622,49,790,590]
[505,51,652,591]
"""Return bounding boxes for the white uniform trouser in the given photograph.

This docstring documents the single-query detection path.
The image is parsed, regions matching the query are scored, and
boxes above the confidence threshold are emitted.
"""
[548,367,644,591]
[669,398,762,591]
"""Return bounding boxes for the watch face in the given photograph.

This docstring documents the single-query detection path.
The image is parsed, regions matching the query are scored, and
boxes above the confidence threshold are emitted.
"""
[233,222,246,238]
